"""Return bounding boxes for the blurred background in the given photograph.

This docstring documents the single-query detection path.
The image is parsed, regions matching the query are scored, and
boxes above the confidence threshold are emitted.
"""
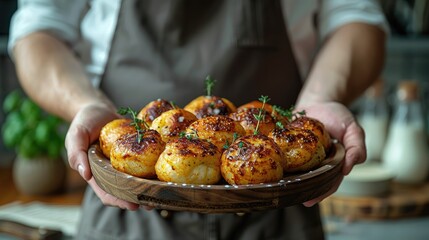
[1,0,18,158]
[1,0,429,239]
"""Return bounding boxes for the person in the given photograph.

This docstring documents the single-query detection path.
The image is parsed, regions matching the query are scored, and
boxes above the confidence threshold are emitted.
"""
[8,0,388,239]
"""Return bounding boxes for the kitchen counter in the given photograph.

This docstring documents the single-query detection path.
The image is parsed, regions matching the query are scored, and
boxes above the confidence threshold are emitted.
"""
[323,215,429,240]
[320,181,429,240]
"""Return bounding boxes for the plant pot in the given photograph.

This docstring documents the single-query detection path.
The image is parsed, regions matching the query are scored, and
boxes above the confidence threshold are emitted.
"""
[13,155,67,195]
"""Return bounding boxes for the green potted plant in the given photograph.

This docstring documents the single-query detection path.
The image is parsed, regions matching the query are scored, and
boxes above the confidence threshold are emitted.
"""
[1,90,67,195]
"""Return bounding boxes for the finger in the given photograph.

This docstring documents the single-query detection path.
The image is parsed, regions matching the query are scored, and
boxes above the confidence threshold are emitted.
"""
[140,205,154,211]
[65,124,93,181]
[88,178,139,211]
[303,175,343,207]
[341,121,366,175]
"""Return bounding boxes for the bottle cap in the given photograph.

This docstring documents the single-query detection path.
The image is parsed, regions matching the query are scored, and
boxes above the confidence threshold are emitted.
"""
[397,80,419,101]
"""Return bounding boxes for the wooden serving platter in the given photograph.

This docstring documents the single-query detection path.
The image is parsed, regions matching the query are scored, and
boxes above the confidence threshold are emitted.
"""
[88,141,344,213]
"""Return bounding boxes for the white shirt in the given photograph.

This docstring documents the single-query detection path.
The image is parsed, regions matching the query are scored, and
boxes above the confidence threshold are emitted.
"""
[8,0,388,86]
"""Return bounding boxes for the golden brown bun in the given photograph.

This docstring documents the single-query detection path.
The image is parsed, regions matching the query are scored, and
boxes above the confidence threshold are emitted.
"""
[150,108,198,143]
[110,130,166,178]
[268,127,326,172]
[288,116,331,152]
[185,115,246,152]
[221,134,284,185]
[184,96,236,119]
[99,119,137,158]
[237,100,273,113]
[137,99,176,126]
[238,101,289,128]
[229,108,276,136]
[155,138,221,184]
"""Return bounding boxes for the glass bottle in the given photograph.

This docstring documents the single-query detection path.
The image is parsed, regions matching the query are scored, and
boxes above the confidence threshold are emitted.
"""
[358,79,389,164]
[382,80,429,184]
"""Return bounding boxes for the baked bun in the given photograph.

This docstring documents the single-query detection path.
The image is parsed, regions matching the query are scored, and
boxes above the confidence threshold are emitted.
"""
[110,130,165,178]
[268,127,326,172]
[221,134,284,185]
[150,108,198,143]
[185,115,246,152]
[137,99,176,126]
[155,138,221,184]
[288,116,331,152]
[237,100,273,113]
[99,119,138,158]
[238,101,289,128]
[229,108,276,136]
[184,96,236,119]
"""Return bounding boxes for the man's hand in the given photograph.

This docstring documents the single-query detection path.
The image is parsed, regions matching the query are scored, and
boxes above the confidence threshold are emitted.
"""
[65,103,140,210]
[296,102,366,207]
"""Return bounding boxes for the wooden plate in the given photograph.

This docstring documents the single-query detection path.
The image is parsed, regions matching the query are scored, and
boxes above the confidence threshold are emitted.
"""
[88,141,344,213]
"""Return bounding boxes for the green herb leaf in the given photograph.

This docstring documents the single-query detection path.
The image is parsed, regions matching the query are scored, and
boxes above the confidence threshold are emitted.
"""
[179,131,187,138]
[223,140,230,150]
[297,110,306,116]
[253,95,270,135]
[232,132,238,142]
[187,128,199,140]
[169,101,177,109]
[117,107,149,143]
[258,95,270,103]
[276,121,285,129]
[205,75,216,96]
[272,105,306,121]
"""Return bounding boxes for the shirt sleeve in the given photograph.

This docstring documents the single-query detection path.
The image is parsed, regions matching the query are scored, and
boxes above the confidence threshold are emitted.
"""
[8,0,88,58]
[318,0,390,41]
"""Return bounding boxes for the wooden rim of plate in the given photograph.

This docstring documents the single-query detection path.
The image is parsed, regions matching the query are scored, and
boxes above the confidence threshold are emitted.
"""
[88,141,344,213]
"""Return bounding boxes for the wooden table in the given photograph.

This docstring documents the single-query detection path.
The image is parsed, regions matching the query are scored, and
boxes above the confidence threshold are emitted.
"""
[0,159,86,240]
[0,163,87,206]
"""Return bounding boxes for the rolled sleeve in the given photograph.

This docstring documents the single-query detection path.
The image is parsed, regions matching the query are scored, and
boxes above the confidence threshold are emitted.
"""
[8,0,88,58]
[318,0,389,41]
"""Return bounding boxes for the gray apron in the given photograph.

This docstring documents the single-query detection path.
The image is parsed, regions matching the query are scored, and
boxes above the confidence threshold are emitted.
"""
[77,0,324,239]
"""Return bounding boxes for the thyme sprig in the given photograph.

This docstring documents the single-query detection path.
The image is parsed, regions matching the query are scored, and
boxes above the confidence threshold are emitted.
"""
[169,101,177,109]
[117,107,149,143]
[272,105,294,121]
[276,121,285,130]
[179,129,199,140]
[205,75,216,97]
[272,105,306,129]
[253,95,270,135]
[272,105,306,122]
[223,132,239,150]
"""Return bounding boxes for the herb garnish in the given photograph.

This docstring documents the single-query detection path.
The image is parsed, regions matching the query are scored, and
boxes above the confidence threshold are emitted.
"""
[117,107,149,143]
[253,95,270,135]
[272,105,306,128]
[223,132,239,150]
[205,75,216,97]
[179,129,199,140]
[169,101,177,109]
